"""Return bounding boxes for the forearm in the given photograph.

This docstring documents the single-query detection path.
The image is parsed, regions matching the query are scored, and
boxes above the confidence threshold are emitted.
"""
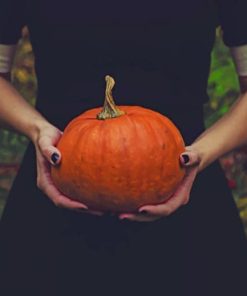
[192,90,247,172]
[0,75,52,143]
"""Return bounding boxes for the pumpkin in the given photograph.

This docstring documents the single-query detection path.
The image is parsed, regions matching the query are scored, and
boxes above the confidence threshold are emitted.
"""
[51,75,185,212]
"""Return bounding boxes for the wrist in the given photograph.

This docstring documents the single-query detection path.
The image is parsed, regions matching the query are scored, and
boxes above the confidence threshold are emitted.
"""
[190,141,218,172]
[27,118,54,144]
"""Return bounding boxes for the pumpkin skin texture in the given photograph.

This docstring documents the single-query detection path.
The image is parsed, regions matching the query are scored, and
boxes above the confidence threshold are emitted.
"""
[51,76,185,213]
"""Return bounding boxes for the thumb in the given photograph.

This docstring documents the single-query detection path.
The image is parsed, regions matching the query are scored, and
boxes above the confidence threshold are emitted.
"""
[38,136,62,166]
[180,149,200,167]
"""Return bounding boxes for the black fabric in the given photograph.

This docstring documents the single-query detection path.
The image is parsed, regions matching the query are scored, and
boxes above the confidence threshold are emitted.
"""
[0,0,28,44]
[1,1,247,295]
[216,0,247,46]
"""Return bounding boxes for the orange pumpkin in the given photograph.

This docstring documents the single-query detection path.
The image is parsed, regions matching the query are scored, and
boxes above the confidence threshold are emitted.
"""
[51,75,185,212]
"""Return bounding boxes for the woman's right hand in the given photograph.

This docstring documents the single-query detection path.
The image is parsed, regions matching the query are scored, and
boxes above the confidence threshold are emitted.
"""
[33,122,103,216]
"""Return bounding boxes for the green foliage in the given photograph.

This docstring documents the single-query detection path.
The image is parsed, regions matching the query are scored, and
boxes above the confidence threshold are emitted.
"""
[0,35,36,212]
[204,31,240,127]
[0,130,27,162]
[0,35,36,161]
[0,30,247,233]
[204,31,247,231]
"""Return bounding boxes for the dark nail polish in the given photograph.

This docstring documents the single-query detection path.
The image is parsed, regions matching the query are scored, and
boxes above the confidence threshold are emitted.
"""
[51,153,59,164]
[182,154,190,164]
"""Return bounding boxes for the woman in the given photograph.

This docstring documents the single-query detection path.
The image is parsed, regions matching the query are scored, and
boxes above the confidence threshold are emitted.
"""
[0,0,247,295]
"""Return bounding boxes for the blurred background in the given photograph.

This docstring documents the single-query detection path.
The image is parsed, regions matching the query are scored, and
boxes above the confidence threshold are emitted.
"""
[0,28,247,234]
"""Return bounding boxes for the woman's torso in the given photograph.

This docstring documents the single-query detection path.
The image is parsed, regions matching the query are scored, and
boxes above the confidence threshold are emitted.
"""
[24,0,218,140]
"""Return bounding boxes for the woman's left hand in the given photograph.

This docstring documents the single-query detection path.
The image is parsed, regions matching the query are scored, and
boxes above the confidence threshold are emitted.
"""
[118,146,201,222]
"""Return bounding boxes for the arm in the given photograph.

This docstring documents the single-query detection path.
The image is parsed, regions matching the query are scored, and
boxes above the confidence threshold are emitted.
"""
[0,1,100,214]
[120,0,247,222]
[192,86,247,172]
[193,41,247,170]
[195,0,247,170]
[0,73,52,142]
[0,73,90,212]
[121,76,247,221]
[119,89,247,221]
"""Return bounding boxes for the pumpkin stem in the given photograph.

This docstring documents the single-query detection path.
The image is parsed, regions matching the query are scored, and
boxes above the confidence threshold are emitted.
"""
[97,75,125,120]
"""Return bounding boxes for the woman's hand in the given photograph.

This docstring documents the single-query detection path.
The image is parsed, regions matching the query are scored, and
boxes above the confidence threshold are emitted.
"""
[118,146,201,222]
[33,123,103,215]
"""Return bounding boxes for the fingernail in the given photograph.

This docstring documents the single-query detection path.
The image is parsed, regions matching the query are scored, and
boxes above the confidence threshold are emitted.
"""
[182,154,190,164]
[51,153,59,165]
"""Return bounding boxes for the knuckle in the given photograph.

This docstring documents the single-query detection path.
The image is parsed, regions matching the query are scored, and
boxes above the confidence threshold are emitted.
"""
[42,147,52,158]
[38,139,49,154]
[43,146,51,154]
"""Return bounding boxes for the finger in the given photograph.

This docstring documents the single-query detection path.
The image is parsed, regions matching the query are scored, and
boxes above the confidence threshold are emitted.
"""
[139,200,178,217]
[43,146,61,166]
[44,184,88,210]
[37,156,88,211]
[174,166,198,204]
[139,166,198,215]
[180,149,200,167]
[119,213,161,222]
[75,209,104,216]
[38,135,62,166]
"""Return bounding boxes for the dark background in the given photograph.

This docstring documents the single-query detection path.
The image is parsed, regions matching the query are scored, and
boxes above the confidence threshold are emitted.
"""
[0,27,247,234]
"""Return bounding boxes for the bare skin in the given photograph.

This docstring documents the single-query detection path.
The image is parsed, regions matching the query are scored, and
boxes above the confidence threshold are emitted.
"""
[0,72,247,221]
[0,74,101,216]
[119,78,247,221]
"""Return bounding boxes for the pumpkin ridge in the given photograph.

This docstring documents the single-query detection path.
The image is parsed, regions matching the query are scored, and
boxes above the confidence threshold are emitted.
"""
[118,115,133,198]
[51,75,186,212]
[126,115,153,199]
[140,114,167,195]
[143,116,167,185]
[120,113,142,201]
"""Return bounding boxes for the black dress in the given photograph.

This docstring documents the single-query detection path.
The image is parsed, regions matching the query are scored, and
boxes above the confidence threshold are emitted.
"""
[1,1,247,295]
